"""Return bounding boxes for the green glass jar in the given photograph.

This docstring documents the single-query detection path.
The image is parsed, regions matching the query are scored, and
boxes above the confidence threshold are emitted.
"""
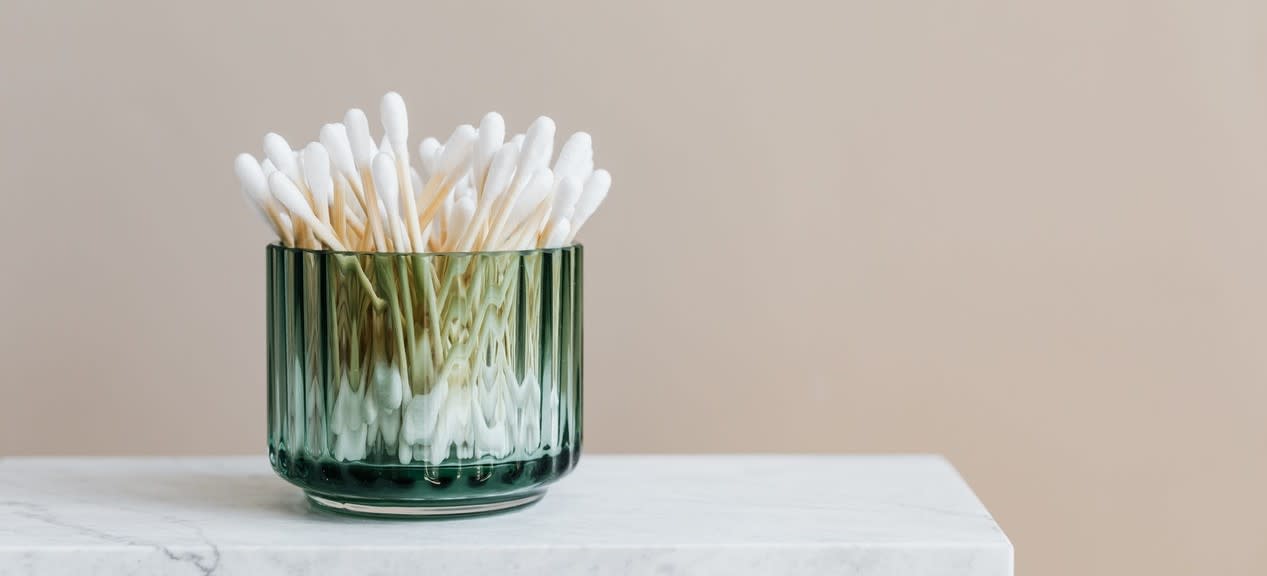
[266,244,582,517]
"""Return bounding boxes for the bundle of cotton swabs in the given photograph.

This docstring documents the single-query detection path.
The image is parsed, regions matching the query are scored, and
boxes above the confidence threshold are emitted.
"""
[235,92,610,253]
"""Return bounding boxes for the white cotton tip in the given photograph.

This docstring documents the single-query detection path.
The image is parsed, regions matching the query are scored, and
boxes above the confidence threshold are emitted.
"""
[236,154,280,236]
[438,124,477,176]
[263,133,301,184]
[380,91,408,150]
[552,175,584,224]
[344,108,377,170]
[474,112,505,183]
[410,167,422,198]
[398,432,412,464]
[234,153,270,206]
[319,123,357,182]
[268,172,317,224]
[332,374,354,433]
[417,137,441,181]
[362,382,378,426]
[507,169,553,228]
[544,218,570,248]
[404,380,447,445]
[261,158,277,175]
[371,151,400,218]
[553,132,592,184]
[482,141,520,204]
[518,116,556,174]
[509,133,525,149]
[302,143,333,208]
[572,169,611,233]
[372,362,403,412]
[379,406,401,450]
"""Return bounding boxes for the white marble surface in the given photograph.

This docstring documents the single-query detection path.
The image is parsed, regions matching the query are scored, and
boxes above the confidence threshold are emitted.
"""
[0,455,1011,575]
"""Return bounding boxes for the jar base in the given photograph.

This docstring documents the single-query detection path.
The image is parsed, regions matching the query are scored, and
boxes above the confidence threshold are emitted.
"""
[305,489,546,518]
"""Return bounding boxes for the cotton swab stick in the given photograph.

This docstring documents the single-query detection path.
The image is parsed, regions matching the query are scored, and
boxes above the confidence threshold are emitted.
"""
[276,211,294,245]
[371,151,408,252]
[320,123,362,204]
[458,141,519,251]
[567,169,610,243]
[487,166,552,251]
[344,109,378,173]
[447,196,476,252]
[240,93,610,254]
[502,190,553,250]
[474,112,505,191]
[510,117,556,192]
[346,108,386,251]
[499,169,553,244]
[269,171,346,251]
[542,218,570,248]
[484,117,554,248]
[235,153,294,246]
[302,143,334,226]
[543,175,583,241]
[381,92,423,251]
[415,124,477,233]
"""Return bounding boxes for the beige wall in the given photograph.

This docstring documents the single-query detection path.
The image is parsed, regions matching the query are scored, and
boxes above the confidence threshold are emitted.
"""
[3,1,1265,574]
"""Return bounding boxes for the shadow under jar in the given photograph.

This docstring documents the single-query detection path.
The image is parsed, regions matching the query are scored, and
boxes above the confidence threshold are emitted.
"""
[266,244,583,517]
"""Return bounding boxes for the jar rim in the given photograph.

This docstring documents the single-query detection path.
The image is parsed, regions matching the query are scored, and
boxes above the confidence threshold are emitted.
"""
[267,242,582,257]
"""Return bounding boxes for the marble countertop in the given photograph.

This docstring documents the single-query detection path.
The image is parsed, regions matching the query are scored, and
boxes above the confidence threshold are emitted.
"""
[0,455,1011,575]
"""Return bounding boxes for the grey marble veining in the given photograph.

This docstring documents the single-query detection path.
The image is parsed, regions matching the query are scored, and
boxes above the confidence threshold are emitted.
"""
[0,455,1012,575]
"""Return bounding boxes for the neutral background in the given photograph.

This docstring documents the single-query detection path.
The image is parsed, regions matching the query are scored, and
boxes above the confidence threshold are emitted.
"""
[3,1,1265,574]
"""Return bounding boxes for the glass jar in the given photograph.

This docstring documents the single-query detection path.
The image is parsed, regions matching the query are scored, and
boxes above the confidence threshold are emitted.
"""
[265,244,582,517]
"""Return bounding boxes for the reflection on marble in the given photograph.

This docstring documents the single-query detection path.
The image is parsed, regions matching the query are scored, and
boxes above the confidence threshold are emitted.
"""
[0,455,1011,575]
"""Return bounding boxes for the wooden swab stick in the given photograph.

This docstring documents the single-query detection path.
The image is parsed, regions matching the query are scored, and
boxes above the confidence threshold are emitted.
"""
[502,189,553,250]
[372,151,409,252]
[264,133,303,186]
[473,112,505,191]
[457,141,518,252]
[302,143,333,226]
[321,122,364,206]
[485,169,551,251]
[359,168,387,251]
[346,108,387,250]
[480,117,553,249]
[414,124,476,237]
[542,175,582,242]
[235,153,295,246]
[276,212,295,247]
[269,172,347,251]
[446,196,476,252]
[381,92,424,251]
[504,169,553,236]
[332,172,349,242]
[541,218,571,249]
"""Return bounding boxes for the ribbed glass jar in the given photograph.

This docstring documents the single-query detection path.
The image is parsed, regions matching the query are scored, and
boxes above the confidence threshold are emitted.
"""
[266,244,582,517]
